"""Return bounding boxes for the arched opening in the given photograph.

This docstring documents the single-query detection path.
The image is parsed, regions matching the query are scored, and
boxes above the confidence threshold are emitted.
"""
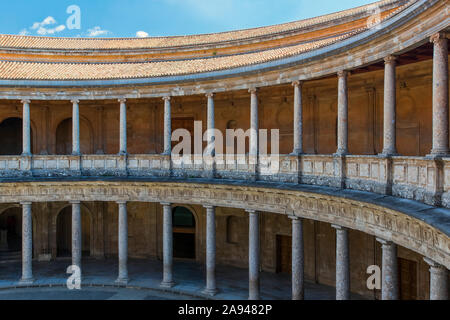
[0,117,33,155]
[56,206,91,257]
[172,206,196,259]
[55,118,93,155]
[0,207,22,260]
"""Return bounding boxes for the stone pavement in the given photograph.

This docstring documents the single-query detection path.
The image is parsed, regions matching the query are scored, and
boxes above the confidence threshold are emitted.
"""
[0,258,365,300]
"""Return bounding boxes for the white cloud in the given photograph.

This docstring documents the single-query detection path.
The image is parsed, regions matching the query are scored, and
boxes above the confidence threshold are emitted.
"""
[86,26,110,37]
[18,29,29,36]
[31,16,57,30]
[136,31,149,38]
[36,24,66,35]
[20,16,66,36]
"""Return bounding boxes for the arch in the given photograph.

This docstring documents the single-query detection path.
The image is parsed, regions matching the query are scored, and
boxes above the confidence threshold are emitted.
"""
[172,206,196,259]
[55,204,92,258]
[0,117,35,155]
[0,206,22,252]
[54,116,94,155]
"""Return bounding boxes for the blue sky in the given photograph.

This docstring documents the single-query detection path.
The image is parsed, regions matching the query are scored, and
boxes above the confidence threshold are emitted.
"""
[1,0,376,38]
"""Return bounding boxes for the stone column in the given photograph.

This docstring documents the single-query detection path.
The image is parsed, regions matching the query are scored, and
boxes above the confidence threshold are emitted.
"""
[118,98,127,155]
[332,224,350,300]
[247,209,260,300]
[20,202,33,284]
[206,93,216,175]
[249,88,258,158]
[72,99,81,155]
[292,81,303,155]
[203,205,217,295]
[376,238,399,300]
[381,55,397,156]
[163,97,172,155]
[424,258,448,300]
[161,202,175,287]
[71,201,82,272]
[116,201,128,284]
[291,216,304,300]
[430,33,449,156]
[206,93,215,152]
[336,71,349,155]
[21,100,31,156]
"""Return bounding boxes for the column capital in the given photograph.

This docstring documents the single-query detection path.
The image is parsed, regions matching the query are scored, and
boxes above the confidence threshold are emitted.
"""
[160,202,172,207]
[430,32,448,44]
[71,99,80,104]
[118,98,126,104]
[331,224,347,231]
[70,201,81,205]
[288,215,301,221]
[337,70,348,78]
[203,205,216,209]
[116,200,127,205]
[162,96,171,101]
[205,92,214,98]
[292,80,303,87]
[423,257,446,270]
[21,99,31,105]
[384,55,397,65]
[248,87,258,94]
[20,201,32,206]
[376,237,394,246]
[246,209,258,214]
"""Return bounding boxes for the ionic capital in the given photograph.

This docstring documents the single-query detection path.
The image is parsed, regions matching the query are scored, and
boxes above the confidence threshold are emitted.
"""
[384,55,397,65]
[205,92,214,98]
[21,99,31,105]
[162,96,171,101]
[430,32,448,44]
[248,87,258,94]
[71,99,80,104]
[337,70,348,78]
[291,80,303,88]
[118,98,126,104]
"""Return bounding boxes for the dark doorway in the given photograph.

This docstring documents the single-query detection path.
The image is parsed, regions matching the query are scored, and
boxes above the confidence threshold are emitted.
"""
[55,118,92,155]
[398,258,418,300]
[0,117,33,155]
[0,207,22,252]
[56,206,91,257]
[172,206,196,259]
[276,235,291,274]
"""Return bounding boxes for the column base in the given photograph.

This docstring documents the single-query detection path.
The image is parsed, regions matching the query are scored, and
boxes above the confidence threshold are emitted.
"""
[115,277,129,286]
[202,287,218,296]
[160,280,175,288]
[248,294,260,300]
[18,278,34,286]
[378,152,398,157]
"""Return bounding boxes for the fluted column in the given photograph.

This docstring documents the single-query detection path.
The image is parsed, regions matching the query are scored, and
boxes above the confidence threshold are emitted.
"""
[203,205,217,295]
[71,201,82,272]
[118,98,127,155]
[291,216,304,300]
[161,202,175,287]
[424,258,448,300]
[20,202,33,284]
[249,88,258,158]
[292,81,303,155]
[163,97,172,155]
[72,99,80,155]
[116,201,128,284]
[381,55,397,156]
[430,33,449,156]
[336,71,348,155]
[247,209,260,300]
[332,224,350,300]
[377,238,399,300]
[21,100,31,156]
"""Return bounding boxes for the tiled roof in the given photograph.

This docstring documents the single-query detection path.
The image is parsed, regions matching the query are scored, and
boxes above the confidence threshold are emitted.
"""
[0,0,410,51]
[0,33,358,80]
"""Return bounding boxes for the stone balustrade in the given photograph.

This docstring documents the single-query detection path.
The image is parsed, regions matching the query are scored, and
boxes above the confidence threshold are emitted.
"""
[1,154,450,209]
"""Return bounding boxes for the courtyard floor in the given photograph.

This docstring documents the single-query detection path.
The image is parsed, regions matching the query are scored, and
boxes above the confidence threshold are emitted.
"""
[0,258,365,300]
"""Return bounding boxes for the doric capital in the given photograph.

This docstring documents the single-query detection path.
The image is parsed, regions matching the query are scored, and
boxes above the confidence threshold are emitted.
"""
[288,215,300,221]
[20,201,32,206]
[246,209,258,214]
[116,200,127,205]
[21,99,31,105]
[376,237,394,246]
[203,205,215,209]
[430,32,448,44]
[384,55,397,65]
[160,202,172,207]
[423,257,445,269]
[118,98,126,104]
[70,200,81,205]
[331,224,347,231]
[292,80,303,88]
[162,96,171,101]
[205,92,214,98]
[248,87,258,94]
[337,70,348,78]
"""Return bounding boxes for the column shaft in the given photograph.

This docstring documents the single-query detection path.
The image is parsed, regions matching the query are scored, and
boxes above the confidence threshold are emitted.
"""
[430,33,449,156]
[72,100,80,155]
[71,202,82,270]
[424,258,448,300]
[22,100,31,156]
[116,201,128,284]
[291,217,304,300]
[333,225,350,300]
[119,99,127,155]
[249,89,258,157]
[163,97,172,155]
[382,56,397,155]
[204,206,217,295]
[248,210,260,300]
[336,71,348,155]
[377,239,399,300]
[292,81,303,155]
[161,203,174,287]
[20,202,33,284]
